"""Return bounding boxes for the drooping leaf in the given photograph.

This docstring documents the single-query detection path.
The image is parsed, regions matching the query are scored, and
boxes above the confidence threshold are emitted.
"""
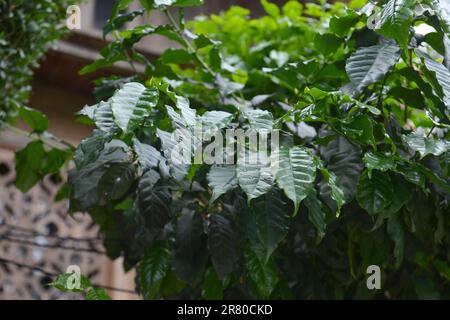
[98,163,135,203]
[133,138,162,171]
[356,171,394,215]
[241,109,274,130]
[415,49,450,111]
[18,106,48,133]
[374,0,415,47]
[156,129,190,180]
[319,167,345,215]
[304,189,326,238]
[271,146,316,214]
[237,150,273,203]
[320,136,363,202]
[345,43,400,94]
[207,165,238,203]
[69,142,130,211]
[173,208,208,286]
[251,187,291,260]
[94,101,117,133]
[201,267,223,300]
[244,243,278,299]
[136,170,169,239]
[110,83,159,133]
[138,241,171,299]
[207,213,239,280]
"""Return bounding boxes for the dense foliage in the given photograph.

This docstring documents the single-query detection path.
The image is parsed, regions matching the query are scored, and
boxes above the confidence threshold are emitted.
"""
[11,0,450,299]
[0,0,74,122]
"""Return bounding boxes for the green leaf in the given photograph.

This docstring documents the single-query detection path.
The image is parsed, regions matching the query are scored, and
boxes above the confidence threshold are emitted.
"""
[201,111,233,136]
[138,241,171,299]
[98,163,135,203]
[261,0,280,18]
[18,106,48,133]
[237,150,273,203]
[104,9,144,38]
[314,33,342,56]
[320,136,363,202]
[94,101,118,133]
[356,171,394,215]
[173,208,208,286]
[304,189,326,238]
[387,213,405,268]
[404,133,449,159]
[345,43,400,94]
[415,49,450,110]
[160,48,193,64]
[156,129,190,181]
[363,151,397,176]
[374,0,415,47]
[133,138,162,171]
[15,141,68,192]
[201,267,223,300]
[86,288,112,300]
[69,141,130,211]
[207,165,238,203]
[329,12,360,36]
[110,83,159,133]
[244,243,278,299]
[319,167,345,215]
[207,213,238,280]
[49,273,91,293]
[241,109,274,130]
[136,171,169,239]
[140,0,204,10]
[343,114,375,146]
[252,188,291,260]
[271,146,316,214]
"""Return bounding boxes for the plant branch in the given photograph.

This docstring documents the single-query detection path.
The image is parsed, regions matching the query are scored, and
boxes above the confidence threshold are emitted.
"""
[164,10,215,76]
[3,123,75,150]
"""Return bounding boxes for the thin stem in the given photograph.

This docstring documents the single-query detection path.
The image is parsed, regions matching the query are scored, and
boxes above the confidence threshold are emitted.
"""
[113,31,137,74]
[164,10,214,76]
[427,125,436,137]
[3,123,75,150]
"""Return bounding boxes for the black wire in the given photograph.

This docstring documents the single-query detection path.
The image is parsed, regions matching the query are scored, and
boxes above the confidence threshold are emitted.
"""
[0,223,104,242]
[0,235,107,255]
[0,256,136,294]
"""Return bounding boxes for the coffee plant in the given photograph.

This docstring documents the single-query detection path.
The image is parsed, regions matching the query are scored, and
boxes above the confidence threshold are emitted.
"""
[9,0,450,299]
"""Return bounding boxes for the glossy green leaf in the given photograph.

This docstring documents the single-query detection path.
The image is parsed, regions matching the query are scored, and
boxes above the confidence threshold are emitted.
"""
[207,213,238,280]
[18,106,48,133]
[138,241,171,299]
[271,146,316,214]
[110,83,159,133]
[374,0,415,47]
[404,133,449,158]
[356,171,394,215]
[207,165,238,203]
[345,43,400,94]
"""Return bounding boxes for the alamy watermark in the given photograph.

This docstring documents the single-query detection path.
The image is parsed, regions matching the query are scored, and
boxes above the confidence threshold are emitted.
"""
[66,5,81,30]
[166,122,280,166]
